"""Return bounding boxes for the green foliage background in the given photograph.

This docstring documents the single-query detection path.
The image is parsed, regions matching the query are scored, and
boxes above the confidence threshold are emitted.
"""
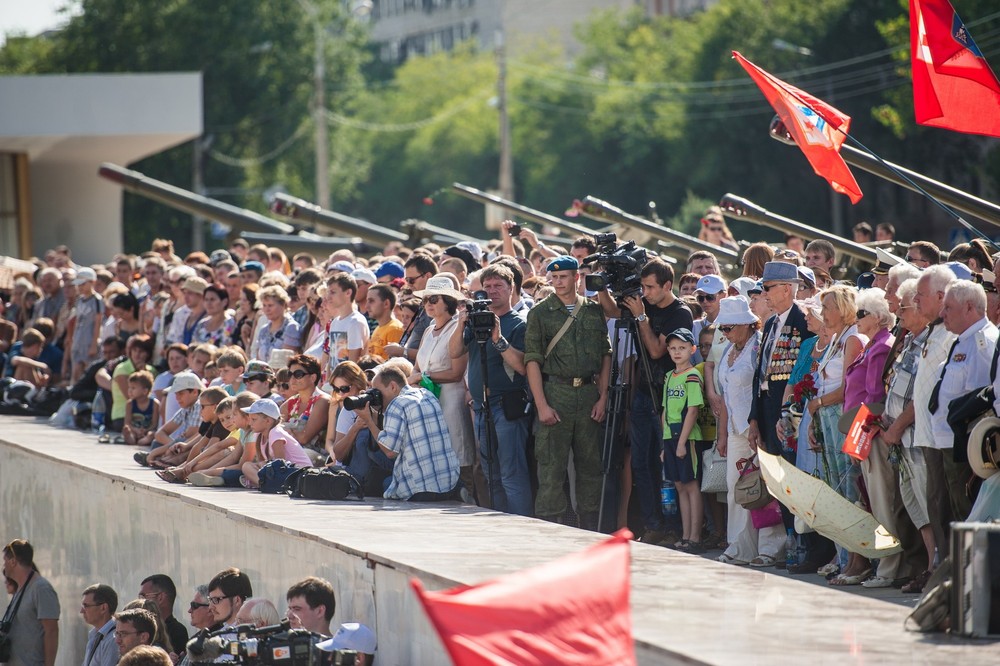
[3,0,999,254]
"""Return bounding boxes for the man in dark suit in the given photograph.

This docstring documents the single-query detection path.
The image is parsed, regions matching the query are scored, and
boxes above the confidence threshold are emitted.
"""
[747,261,831,574]
[748,261,814,456]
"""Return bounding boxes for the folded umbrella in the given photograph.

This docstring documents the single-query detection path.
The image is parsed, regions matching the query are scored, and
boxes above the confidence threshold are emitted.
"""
[757,449,902,559]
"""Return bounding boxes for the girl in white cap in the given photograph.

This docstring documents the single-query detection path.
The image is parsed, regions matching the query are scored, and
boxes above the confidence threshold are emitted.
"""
[239,398,313,488]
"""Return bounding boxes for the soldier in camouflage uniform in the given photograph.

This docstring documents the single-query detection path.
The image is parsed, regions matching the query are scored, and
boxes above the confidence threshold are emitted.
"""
[524,256,611,529]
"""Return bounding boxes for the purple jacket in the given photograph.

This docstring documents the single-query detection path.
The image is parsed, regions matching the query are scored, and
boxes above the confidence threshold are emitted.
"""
[844,327,894,412]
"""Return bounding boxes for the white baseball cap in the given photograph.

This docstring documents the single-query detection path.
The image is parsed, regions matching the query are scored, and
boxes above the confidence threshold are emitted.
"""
[241,398,281,421]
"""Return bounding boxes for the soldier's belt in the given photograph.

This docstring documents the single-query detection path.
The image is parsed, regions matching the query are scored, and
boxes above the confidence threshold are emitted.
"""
[542,373,597,387]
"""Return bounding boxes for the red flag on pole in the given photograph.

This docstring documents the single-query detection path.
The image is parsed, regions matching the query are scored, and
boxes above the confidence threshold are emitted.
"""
[411,529,635,666]
[733,51,863,204]
[910,0,1000,137]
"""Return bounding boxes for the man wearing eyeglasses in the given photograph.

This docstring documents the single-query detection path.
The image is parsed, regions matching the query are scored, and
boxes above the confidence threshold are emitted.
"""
[139,574,187,658]
[113,609,155,658]
[80,584,118,666]
[186,586,219,633]
[206,568,253,629]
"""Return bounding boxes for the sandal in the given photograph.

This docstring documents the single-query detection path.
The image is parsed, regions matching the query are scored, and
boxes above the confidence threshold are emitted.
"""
[97,434,111,444]
[676,540,706,554]
[829,568,872,586]
[717,553,749,565]
[749,555,777,568]
[816,563,840,577]
[861,575,894,589]
[902,569,933,594]
[156,469,177,483]
[133,452,149,467]
[112,435,126,445]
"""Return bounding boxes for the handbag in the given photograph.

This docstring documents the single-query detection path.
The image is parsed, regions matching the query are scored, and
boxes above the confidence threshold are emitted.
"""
[500,389,531,421]
[0,570,33,662]
[700,444,727,494]
[750,499,783,529]
[734,455,771,510]
[257,459,302,494]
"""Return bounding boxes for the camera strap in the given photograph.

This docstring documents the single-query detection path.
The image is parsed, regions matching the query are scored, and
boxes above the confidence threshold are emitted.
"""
[1,570,33,630]
[544,296,585,360]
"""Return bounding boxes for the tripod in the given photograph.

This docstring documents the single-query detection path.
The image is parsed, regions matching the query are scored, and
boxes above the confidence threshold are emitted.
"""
[475,333,500,511]
[597,304,660,534]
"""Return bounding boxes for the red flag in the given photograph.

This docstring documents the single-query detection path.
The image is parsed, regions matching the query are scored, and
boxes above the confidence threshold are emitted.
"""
[733,51,863,204]
[911,0,1000,137]
[411,529,635,666]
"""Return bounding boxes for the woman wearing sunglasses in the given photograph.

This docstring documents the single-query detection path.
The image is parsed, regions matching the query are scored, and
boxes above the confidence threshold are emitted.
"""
[323,361,394,489]
[280,354,330,460]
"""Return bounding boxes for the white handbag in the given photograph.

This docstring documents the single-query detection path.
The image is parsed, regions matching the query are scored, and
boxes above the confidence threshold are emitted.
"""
[700,444,727,493]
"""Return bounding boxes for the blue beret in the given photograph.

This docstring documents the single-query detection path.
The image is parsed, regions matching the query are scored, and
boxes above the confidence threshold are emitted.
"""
[546,255,579,272]
[240,261,265,274]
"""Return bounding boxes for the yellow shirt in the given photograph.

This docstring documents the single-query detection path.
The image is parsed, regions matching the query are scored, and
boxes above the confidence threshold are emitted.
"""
[369,319,404,359]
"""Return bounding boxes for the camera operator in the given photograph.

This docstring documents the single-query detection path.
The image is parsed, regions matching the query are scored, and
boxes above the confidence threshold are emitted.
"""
[285,577,335,637]
[352,364,461,501]
[448,264,531,516]
[597,258,693,545]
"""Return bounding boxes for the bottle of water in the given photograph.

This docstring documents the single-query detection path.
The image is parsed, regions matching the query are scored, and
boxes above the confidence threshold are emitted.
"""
[91,392,106,435]
[661,480,678,516]
[784,528,798,568]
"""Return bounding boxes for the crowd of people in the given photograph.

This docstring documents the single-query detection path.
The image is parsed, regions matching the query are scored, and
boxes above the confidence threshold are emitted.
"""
[1,538,376,666]
[1,206,999,602]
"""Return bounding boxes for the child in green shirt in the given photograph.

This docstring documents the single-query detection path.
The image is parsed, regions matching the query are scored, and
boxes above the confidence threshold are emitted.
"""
[662,328,705,552]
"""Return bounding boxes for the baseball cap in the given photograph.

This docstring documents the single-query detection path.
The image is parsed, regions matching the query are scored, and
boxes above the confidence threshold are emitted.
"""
[72,267,97,285]
[240,261,265,275]
[181,277,209,294]
[210,249,232,266]
[241,398,281,421]
[695,274,726,294]
[241,360,274,379]
[166,372,203,393]
[665,328,696,345]
[351,268,378,285]
[329,260,356,274]
[374,262,404,280]
[316,623,377,655]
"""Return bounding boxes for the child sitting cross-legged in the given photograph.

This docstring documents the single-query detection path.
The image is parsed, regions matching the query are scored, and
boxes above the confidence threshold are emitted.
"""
[188,391,259,487]
[239,397,314,489]
[157,396,243,483]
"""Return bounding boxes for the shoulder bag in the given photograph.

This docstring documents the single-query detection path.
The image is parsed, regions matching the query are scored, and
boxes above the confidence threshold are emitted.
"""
[734,455,772,510]
[0,570,34,662]
[700,444,727,494]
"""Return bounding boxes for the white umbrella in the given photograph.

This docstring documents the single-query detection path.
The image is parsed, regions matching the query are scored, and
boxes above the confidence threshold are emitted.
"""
[756,449,902,559]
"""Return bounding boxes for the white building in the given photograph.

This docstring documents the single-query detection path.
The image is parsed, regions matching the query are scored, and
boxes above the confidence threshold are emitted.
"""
[0,72,202,264]
[368,0,717,63]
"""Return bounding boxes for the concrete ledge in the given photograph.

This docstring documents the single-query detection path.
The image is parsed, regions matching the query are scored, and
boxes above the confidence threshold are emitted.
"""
[1,417,997,665]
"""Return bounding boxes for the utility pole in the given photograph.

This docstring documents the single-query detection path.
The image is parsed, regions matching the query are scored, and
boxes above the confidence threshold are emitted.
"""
[313,18,331,210]
[192,135,206,252]
[496,29,514,202]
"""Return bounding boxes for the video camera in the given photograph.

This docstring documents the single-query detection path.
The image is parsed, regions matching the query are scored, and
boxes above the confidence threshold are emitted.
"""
[582,232,646,301]
[343,388,383,411]
[467,290,495,344]
[187,622,359,666]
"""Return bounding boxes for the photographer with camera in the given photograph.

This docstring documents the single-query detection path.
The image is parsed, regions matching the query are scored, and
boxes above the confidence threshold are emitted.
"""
[448,264,531,516]
[597,258,693,544]
[352,364,460,501]
[524,256,611,529]
[1,539,60,666]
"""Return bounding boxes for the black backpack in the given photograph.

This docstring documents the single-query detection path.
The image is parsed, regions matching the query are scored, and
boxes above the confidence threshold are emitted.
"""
[287,467,364,501]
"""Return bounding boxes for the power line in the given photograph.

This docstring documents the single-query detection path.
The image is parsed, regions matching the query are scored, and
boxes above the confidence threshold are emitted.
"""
[324,90,489,132]
[206,122,312,167]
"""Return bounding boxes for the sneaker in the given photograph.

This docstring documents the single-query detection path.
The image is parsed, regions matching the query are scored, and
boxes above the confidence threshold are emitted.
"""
[239,474,255,489]
[861,575,894,589]
[189,472,224,487]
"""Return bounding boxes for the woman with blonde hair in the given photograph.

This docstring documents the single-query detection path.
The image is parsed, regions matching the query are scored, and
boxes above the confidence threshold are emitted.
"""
[805,284,865,580]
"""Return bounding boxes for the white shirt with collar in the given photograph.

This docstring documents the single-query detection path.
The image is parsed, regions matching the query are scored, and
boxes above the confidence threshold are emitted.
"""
[930,317,998,449]
[913,322,957,448]
[83,618,118,666]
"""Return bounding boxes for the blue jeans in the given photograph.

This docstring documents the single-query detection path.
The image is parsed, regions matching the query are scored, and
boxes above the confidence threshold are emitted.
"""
[630,389,666,531]
[474,398,532,516]
[343,428,394,485]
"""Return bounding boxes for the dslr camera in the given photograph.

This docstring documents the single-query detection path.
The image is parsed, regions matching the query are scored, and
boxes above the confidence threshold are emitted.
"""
[187,622,358,666]
[343,388,383,411]
[467,290,496,344]
[582,232,647,301]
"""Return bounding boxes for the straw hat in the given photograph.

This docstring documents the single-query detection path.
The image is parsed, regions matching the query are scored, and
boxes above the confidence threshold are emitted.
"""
[412,275,465,301]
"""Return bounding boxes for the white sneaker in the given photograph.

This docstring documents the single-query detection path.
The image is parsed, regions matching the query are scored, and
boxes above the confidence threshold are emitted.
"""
[861,575,893,588]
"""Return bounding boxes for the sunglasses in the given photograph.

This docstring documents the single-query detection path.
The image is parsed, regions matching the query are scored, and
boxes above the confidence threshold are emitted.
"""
[331,385,352,394]
[696,293,717,303]
[289,369,309,379]
[189,601,210,611]
[856,309,870,319]
[761,283,789,292]
[405,273,427,285]
[278,383,290,391]
[719,325,737,333]
[424,295,442,304]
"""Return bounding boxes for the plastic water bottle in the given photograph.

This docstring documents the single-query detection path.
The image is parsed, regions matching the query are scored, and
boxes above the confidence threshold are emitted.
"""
[784,528,798,568]
[661,481,678,516]
[91,392,106,435]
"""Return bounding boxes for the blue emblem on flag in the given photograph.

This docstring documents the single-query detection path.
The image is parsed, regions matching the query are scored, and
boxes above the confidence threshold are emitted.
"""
[797,105,826,131]
[952,13,984,57]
